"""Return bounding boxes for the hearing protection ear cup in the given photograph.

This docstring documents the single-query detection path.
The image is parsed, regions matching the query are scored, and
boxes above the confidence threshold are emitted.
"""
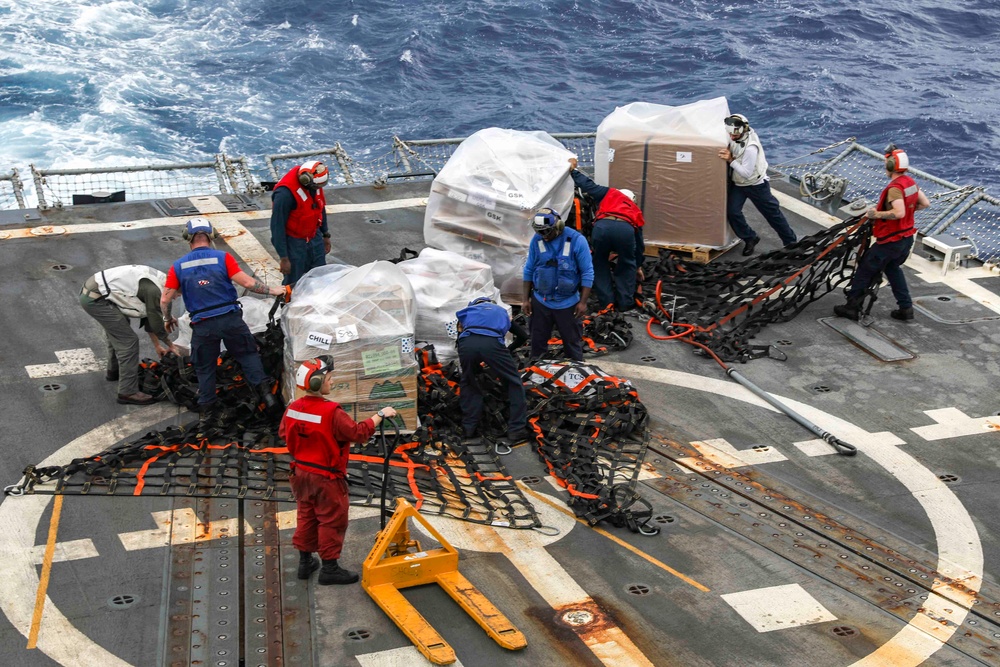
[886,156,896,172]
[308,371,324,392]
[181,227,219,241]
[298,171,314,187]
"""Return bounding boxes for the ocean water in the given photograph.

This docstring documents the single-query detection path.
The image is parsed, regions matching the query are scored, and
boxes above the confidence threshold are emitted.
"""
[1,0,998,190]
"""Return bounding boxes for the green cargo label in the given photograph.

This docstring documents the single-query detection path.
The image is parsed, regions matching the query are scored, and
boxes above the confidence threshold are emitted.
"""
[361,345,402,376]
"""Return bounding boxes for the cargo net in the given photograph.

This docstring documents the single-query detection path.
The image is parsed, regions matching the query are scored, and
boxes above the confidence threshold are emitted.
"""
[638,216,871,362]
[416,346,657,534]
[4,318,540,529]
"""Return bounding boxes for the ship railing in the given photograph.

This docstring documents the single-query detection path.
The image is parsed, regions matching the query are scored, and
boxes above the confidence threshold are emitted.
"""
[773,140,1000,265]
[263,133,597,188]
[0,168,27,210]
[28,154,255,210]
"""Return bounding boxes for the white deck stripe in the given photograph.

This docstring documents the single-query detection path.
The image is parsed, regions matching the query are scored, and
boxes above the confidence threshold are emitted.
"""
[327,197,427,214]
[29,539,98,565]
[25,348,104,379]
[598,361,983,667]
[0,405,179,667]
[356,646,465,667]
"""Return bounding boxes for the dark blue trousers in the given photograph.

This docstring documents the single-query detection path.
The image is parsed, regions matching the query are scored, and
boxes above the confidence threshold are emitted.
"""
[529,296,584,361]
[458,334,527,437]
[727,180,797,246]
[846,236,914,309]
[283,235,326,286]
[191,310,267,406]
[592,218,638,311]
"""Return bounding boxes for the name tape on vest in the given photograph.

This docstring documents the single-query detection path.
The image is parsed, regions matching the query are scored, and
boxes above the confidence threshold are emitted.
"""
[287,409,322,424]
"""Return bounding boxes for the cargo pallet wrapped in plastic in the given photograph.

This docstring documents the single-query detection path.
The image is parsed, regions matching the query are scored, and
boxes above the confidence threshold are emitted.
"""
[280,262,419,431]
[397,247,507,363]
[172,295,279,355]
[423,127,576,303]
[595,98,736,249]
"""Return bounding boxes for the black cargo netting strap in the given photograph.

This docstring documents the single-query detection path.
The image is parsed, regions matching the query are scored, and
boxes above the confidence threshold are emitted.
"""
[638,216,871,362]
[523,361,656,534]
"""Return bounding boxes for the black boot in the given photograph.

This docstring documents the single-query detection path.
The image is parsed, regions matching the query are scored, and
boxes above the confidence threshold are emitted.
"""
[256,380,281,413]
[318,559,360,586]
[297,551,319,580]
[890,307,914,321]
[833,298,862,321]
[196,402,220,437]
[741,236,760,256]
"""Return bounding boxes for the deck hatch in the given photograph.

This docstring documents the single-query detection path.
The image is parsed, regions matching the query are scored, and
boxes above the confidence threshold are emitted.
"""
[819,317,915,362]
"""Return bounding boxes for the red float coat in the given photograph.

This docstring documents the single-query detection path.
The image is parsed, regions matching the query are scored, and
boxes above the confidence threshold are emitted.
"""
[874,175,920,245]
[595,189,645,228]
[279,396,376,479]
[274,167,328,240]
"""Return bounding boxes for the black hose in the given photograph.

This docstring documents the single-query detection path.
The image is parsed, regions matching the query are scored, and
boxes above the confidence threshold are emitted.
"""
[378,417,401,530]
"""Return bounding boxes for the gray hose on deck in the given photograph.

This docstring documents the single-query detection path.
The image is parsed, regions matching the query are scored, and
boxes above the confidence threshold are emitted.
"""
[726,369,857,456]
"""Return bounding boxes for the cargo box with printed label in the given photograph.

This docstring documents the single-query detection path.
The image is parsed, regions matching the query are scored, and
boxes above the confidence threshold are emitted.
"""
[281,262,419,431]
[595,98,736,249]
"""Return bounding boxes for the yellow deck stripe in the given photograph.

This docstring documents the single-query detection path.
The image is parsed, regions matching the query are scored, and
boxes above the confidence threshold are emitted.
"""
[520,483,710,593]
[27,494,63,649]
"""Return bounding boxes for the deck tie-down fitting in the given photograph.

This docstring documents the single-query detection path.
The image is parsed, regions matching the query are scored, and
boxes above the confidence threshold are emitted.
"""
[362,497,527,665]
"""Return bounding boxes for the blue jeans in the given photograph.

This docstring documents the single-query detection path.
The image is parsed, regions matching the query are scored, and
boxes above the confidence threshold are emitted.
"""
[727,180,797,246]
[529,296,584,361]
[458,334,527,437]
[283,235,326,286]
[592,218,638,311]
[191,310,267,406]
[846,236,914,309]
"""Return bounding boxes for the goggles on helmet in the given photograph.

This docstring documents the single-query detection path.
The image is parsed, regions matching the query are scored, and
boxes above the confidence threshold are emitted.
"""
[532,209,561,232]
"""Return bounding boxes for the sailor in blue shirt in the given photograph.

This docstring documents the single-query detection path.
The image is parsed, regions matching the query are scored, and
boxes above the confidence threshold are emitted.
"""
[456,297,528,443]
[521,208,594,361]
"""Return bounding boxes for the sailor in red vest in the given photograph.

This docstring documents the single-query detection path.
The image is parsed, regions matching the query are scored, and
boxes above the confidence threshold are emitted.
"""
[568,157,646,312]
[834,145,930,321]
[279,357,398,585]
[160,218,285,425]
[270,160,331,286]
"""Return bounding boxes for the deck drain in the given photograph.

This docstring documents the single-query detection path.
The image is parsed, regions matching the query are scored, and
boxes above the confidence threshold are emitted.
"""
[938,474,960,483]
[51,264,72,271]
[812,385,832,393]
[561,609,594,626]
[639,355,657,363]
[751,445,770,452]
[519,475,542,485]
[831,625,857,637]
[39,383,66,393]
[160,235,178,242]
[366,217,385,225]
[936,296,952,302]
[345,628,372,642]
[108,594,140,610]
[652,514,676,524]
[775,340,793,346]
[626,584,651,596]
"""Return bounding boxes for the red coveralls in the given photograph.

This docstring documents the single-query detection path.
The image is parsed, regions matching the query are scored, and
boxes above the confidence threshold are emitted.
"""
[279,396,376,560]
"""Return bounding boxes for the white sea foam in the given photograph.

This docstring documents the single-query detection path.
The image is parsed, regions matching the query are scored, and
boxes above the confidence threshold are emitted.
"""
[400,49,414,63]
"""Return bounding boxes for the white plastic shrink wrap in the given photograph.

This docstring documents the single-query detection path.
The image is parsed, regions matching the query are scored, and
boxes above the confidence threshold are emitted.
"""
[397,247,507,362]
[595,98,736,249]
[423,127,576,301]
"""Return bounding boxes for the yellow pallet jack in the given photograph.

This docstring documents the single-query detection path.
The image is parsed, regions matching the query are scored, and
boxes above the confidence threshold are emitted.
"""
[361,497,527,665]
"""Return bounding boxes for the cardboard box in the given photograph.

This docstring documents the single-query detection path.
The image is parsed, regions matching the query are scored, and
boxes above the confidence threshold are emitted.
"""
[609,132,734,248]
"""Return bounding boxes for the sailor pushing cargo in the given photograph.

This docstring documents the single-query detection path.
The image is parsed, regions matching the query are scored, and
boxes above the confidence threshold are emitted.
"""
[719,113,798,255]
[521,206,594,362]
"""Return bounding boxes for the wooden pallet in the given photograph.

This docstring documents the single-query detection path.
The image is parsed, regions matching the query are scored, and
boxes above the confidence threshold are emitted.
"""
[644,240,740,264]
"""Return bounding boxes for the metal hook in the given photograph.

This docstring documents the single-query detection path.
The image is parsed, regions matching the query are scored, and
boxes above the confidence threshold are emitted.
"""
[531,524,560,536]
[637,523,660,536]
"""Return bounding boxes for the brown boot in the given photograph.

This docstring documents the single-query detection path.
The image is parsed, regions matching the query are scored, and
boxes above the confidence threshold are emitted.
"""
[117,392,156,405]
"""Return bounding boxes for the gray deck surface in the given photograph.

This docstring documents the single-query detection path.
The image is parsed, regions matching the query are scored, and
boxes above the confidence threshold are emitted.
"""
[0,178,998,667]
